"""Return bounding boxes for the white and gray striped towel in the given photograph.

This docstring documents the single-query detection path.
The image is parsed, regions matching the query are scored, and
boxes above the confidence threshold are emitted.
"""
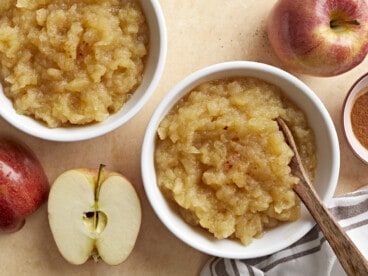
[201,185,368,276]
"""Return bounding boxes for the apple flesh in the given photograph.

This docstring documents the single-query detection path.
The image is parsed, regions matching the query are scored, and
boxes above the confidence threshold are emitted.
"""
[0,136,49,232]
[48,166,142,265]
[267,0,368,76]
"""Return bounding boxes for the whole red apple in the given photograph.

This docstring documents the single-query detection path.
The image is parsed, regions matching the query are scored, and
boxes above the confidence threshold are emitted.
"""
[267,0,368,77]
[0,136,49,232]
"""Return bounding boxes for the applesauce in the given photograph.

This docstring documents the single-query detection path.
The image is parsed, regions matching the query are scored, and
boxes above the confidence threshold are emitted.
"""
[155,78,317,245]
[0,0,148,127]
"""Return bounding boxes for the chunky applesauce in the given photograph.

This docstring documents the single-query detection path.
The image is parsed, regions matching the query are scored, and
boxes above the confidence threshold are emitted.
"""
[0,0,148,127]
[155,78,317,245]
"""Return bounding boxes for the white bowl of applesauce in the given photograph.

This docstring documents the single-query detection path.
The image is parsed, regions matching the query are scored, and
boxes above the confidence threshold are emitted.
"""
[0,0,166,142]
[141,61,340,259]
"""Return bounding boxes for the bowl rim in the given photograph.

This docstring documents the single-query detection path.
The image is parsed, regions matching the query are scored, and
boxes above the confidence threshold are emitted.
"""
[342,72,368,164]
[141,61,340,258]
[0,0,167,142]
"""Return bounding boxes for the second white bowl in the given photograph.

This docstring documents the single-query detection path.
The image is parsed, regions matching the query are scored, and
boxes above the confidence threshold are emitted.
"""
[141,61,340,259]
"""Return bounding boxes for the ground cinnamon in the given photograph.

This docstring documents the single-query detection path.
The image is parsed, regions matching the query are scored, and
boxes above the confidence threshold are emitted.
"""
[351,87,368,149]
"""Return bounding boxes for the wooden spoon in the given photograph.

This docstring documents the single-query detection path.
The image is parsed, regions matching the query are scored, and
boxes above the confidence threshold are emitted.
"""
[276,117,368,276]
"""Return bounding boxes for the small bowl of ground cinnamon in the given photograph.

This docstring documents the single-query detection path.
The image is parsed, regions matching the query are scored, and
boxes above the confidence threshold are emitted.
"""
[343,72,368,163]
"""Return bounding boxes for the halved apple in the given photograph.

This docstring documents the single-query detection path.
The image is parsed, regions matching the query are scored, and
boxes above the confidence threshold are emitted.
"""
[48,165,142,265]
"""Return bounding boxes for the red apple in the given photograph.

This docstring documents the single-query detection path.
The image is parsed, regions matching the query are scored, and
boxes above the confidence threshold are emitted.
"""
[0,136,49,232]
[267,0,368,77]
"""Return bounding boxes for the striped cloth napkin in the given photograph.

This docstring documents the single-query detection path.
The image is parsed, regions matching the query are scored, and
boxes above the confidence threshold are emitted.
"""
[201,185,368,276]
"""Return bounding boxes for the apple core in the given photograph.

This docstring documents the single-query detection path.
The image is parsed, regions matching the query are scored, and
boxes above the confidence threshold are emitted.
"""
[83,211,107,235]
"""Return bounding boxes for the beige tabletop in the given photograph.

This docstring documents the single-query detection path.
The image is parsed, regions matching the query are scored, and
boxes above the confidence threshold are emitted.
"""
[1,0,368,275]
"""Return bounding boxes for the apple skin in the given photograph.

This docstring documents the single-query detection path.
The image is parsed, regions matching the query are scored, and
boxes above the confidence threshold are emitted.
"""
[0,136,49,232]
[267,0,368,77]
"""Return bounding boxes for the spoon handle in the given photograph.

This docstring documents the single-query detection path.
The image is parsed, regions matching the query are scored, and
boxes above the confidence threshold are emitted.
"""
[276,117,368,275]
[294,181,368,276]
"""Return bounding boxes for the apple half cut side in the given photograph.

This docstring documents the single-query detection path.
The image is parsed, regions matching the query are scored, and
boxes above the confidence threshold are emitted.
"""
[48,166,142,265]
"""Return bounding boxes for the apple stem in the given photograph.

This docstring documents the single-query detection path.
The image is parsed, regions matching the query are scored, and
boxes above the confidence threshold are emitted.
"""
[94,164,106,231]
[330,19,360,29]
[95,164,106,201]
